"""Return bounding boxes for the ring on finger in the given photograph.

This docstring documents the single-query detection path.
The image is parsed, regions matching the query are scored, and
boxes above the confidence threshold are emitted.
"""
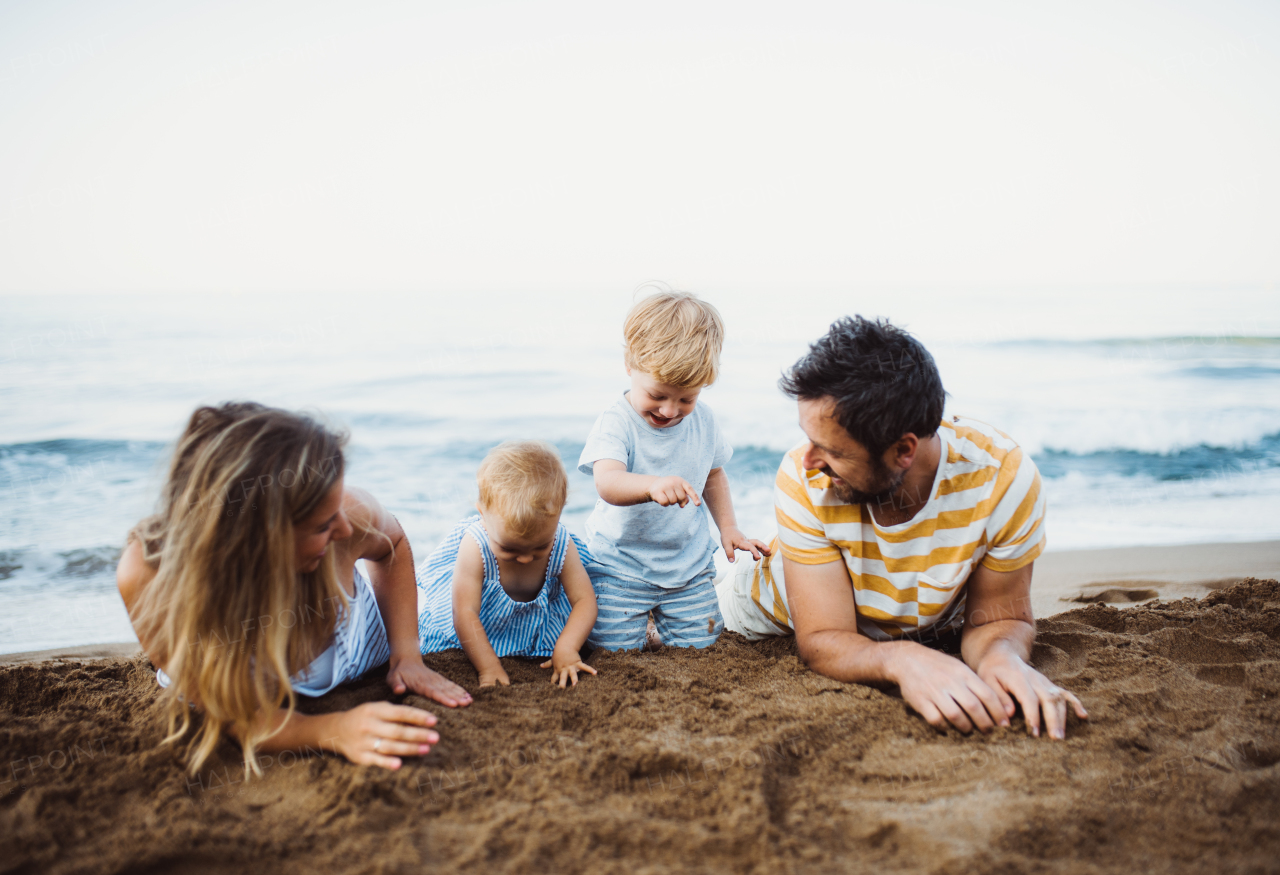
[373,738,382,753]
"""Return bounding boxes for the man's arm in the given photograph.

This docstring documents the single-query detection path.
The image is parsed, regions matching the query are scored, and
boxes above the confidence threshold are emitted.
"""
[785,555,1010,733]
[962,561,1088,739]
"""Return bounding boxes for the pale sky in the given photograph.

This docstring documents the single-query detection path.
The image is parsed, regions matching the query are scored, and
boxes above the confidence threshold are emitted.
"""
[2,0,1278,294]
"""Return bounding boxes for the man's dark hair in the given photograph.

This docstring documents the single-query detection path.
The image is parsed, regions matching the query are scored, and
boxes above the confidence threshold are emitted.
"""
[779,316,945,456]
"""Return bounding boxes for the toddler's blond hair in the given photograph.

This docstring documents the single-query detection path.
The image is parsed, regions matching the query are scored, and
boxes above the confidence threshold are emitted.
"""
[624,290,724,389]
[476,441,568,538]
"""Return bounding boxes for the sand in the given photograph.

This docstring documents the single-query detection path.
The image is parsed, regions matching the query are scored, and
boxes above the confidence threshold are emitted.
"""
[2,574,1279,874]
[1031,540,1280,618]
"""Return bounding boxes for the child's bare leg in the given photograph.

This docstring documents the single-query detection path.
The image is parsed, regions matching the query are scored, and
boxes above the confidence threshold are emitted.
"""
[643,612,663,651]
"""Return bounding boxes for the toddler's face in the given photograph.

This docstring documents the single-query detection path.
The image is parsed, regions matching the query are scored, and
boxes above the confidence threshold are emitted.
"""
[479,509,559,565]
[626,369,702,429]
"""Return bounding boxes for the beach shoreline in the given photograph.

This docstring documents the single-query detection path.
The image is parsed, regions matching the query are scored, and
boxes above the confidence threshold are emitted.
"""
[6,539,1277,666]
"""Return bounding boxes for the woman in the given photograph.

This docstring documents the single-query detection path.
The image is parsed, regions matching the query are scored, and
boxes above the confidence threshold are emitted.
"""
[117,402,472,774]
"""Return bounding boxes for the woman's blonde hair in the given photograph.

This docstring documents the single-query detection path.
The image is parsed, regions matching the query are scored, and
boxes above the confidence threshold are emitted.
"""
[129,402,350,775]
[623,288,725,388]
[476,441,567,538]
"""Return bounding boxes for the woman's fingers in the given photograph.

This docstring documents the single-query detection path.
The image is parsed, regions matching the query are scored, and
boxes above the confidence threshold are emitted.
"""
[373,737,433,757]
[410,668,472,708]
[374,721,439,746]
[362,752,403,770]
[1067,690,1089,720]
[368,701,437,727]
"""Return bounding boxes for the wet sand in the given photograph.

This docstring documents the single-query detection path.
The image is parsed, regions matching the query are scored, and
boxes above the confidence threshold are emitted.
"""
[3,573,1279,873]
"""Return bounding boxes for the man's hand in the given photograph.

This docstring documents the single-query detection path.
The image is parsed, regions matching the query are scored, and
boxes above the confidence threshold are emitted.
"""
[976,646,1088,739]
[387,654,473,708]
[478,665,510,687]
[646,476,701,508]
[889,644,1011,734]
[540,646,598,688]
[719,526,772,563]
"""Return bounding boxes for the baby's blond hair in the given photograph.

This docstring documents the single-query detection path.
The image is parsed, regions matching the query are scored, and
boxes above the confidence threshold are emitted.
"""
[624,290,724,389]
[476,441,568,538]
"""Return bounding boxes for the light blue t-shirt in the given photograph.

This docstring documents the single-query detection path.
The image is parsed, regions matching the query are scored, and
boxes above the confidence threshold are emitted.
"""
[577,392,732,588]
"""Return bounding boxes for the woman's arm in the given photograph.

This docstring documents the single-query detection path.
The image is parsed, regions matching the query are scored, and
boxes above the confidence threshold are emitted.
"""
[117,534,441,770]
[450,536,508,686]
[343,488,472,708]
[541,539,599,688]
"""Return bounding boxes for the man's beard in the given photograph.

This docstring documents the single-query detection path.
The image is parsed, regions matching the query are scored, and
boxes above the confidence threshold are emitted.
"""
[829,461,907,507]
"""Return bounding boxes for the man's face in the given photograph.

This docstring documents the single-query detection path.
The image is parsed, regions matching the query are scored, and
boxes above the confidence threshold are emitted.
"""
[797,397,905,505]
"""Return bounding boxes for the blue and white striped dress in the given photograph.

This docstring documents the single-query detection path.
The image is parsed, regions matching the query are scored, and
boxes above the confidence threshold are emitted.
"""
[156,566,391,698]
[290,566,391,696]
[417,515,589,659]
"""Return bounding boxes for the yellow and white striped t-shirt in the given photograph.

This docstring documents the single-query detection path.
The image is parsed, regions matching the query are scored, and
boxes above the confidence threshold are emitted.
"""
[747,416,1045,641]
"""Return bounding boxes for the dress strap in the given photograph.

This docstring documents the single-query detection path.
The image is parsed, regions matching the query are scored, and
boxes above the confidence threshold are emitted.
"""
[463,515,501,584]
[546,522,571,584]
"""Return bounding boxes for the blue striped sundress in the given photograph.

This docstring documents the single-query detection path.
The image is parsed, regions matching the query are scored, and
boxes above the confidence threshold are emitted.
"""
[417,515,589,659]
[156,565,391,698]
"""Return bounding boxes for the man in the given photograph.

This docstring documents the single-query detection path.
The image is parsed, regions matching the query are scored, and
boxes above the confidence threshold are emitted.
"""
[717,316,1087,739]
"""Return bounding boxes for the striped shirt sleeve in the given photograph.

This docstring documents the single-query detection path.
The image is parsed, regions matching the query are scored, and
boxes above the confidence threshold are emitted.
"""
[774,449,842,565]
[980,448,1047,572]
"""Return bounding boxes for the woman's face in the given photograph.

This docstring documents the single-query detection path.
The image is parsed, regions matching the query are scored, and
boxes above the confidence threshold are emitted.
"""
[295,479,352,573]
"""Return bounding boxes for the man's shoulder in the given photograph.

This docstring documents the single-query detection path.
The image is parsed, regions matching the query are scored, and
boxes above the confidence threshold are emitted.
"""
[938,416,1041,516]
[939,416,1025,468]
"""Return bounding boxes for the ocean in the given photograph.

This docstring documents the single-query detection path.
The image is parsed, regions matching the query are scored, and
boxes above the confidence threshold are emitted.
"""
[3,287,1279,654]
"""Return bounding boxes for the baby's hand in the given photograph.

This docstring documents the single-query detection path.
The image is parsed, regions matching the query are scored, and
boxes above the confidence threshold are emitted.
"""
[646,476,701,508]
[478,666,510,687]
[720,527,772,563]
[540,648,598,689]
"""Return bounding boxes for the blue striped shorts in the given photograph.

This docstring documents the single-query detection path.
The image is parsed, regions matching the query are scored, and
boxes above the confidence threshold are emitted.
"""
[586,570,723,651]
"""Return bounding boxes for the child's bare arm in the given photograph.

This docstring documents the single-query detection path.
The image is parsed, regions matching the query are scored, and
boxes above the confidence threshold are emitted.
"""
[592,458,702,508]
[450,538,509,686]
[541,540,599,688]
[703,467,772,563]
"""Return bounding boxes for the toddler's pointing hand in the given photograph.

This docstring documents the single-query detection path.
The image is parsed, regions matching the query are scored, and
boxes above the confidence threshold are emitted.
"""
[646,476,701,508]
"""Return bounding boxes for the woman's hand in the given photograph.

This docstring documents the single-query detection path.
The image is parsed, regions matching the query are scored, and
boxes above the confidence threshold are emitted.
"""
[387,653,473,708]
[540,647,598,688]
[328,701,440,770]
[479,665,510,687]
